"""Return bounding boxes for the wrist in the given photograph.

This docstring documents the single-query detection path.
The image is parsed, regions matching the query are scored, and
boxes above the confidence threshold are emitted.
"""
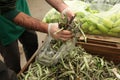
[61,7,70,16]
[48,23,52,37]
[48,23,59,38]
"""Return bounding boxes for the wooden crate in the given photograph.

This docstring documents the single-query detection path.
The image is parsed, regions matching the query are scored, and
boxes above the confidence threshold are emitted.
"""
[77,35,120,64]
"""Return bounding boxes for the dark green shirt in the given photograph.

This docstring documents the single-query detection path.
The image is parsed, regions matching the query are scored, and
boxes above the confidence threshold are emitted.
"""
[0,0,19,20]
[0,0,30,46]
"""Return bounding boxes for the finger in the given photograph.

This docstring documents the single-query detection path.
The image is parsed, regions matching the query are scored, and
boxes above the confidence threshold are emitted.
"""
[59,33,73,40]
[54,33,72,40]
[54,30,72,36]
[60,34,73,39]
[60,30,72,35]
[59,37,69,41]
[61,31,73,38]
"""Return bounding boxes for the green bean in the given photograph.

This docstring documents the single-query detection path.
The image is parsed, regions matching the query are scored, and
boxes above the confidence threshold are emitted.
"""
[70,75,74,80]
[61,57,69,70]
[69,60,74,70]
[83,57,90,69]
[58,71,75,78]
[80,71,92,80]
[77,23,87,43]
[36,63,42,76]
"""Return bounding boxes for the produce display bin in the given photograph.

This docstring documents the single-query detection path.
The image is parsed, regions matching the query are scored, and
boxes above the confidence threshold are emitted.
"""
[77,35,120,64]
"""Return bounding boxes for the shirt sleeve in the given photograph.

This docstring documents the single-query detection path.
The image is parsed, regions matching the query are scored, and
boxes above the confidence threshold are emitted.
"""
[2,9,20,21]
[0,0,20,20]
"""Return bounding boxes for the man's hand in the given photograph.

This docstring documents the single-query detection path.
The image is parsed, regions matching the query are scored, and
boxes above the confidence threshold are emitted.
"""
[45,0,75,21]
[48,23,73,41]
[61,7,75,21]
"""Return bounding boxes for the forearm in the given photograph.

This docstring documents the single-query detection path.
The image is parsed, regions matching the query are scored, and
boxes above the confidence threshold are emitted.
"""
[13,12,48,33]
[45,0,68,13]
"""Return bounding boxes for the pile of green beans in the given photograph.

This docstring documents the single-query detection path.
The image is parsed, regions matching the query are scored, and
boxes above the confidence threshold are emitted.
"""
[18,45,120,80]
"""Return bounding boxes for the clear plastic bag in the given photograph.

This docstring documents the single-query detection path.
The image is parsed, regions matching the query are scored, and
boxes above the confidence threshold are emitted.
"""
[78,4,120,37]
[78,0,120,5]
[35,36,75,66]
